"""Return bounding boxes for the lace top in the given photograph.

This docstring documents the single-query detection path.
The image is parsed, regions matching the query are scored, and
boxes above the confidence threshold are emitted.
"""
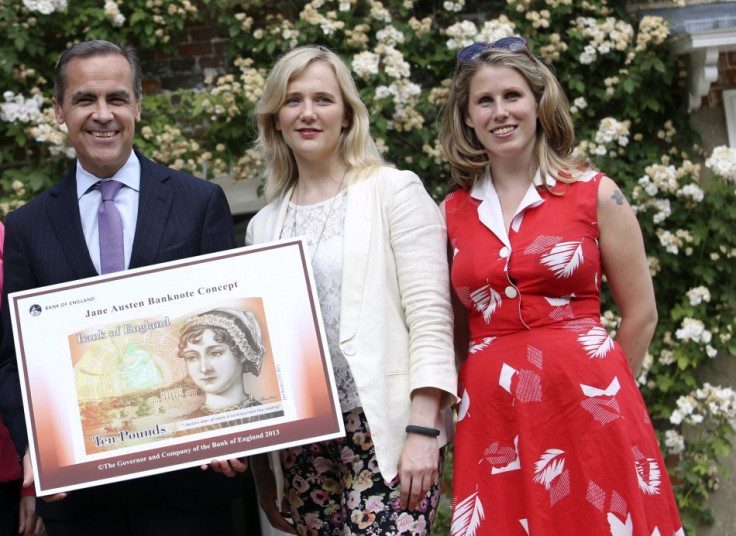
[280,189,360,412]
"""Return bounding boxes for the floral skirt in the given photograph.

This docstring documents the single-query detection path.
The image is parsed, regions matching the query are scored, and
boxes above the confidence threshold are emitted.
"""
[280,408,443,536]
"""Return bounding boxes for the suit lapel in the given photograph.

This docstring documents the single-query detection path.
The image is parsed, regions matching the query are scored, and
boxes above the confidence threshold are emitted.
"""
[270,187,293,241]
[340,178,373,341]
[45,170,98,278]
[129,153,174,269]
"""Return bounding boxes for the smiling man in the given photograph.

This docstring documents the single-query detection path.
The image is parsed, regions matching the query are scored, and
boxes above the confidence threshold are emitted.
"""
[53,52,142,180]
[0,41,241,536]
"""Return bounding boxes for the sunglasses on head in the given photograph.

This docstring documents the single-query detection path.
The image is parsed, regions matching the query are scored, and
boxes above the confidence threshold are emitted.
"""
[456,37,527,62]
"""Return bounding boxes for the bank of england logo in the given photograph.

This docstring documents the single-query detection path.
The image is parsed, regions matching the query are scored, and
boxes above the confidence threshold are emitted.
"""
[29,304,42,317]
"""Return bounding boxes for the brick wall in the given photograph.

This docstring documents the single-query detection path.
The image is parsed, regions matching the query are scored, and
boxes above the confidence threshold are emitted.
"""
[137,12,229,95]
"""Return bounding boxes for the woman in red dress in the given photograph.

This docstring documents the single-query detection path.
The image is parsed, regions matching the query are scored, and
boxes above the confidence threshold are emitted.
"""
[0,222,44,536]
[440,37,684,535]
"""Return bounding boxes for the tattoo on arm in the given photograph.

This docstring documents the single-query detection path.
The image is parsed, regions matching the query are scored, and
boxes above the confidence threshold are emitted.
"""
[611,190,624,206]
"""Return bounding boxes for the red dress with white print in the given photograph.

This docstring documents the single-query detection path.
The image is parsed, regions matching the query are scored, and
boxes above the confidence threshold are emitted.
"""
[446,171,683,536]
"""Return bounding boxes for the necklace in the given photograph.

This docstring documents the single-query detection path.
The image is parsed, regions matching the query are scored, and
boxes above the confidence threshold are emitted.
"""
[290,171,347,261]
[201,394,258,414]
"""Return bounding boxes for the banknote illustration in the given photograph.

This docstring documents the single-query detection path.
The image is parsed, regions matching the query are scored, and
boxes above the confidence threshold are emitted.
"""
[71,299,284,455]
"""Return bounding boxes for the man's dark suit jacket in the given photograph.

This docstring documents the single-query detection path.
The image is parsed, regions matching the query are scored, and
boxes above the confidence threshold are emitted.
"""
[0,150,240,518]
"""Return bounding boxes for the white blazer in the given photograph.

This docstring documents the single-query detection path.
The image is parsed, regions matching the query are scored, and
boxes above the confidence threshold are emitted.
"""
[246,167,458,482]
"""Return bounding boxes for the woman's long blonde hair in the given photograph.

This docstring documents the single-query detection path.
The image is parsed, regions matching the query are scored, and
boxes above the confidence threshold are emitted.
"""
[440,41,591,191]
[255,45,386,202]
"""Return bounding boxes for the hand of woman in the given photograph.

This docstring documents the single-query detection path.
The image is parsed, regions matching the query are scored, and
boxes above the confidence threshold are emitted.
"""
[251,453,297,534]
[202,457,249,477]
[397,433,440,511]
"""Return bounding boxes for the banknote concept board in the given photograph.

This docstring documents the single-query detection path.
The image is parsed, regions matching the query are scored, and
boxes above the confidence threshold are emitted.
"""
[9,238,344,496]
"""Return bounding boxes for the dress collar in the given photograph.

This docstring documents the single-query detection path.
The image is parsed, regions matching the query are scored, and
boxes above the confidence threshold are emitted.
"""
[469,168,556,248]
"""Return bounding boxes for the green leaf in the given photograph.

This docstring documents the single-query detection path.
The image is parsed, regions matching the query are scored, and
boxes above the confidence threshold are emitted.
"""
[29,173,47,191]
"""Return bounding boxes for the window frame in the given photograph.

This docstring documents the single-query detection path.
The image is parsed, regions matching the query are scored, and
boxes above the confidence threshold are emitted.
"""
[724,88,736,148]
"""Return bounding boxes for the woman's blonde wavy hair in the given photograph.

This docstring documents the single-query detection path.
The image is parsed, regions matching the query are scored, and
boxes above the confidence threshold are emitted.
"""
[440,40,591,192]
[255,45,386,202]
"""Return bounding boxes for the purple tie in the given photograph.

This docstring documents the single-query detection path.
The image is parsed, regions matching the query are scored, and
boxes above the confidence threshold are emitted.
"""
[97,180,125,274]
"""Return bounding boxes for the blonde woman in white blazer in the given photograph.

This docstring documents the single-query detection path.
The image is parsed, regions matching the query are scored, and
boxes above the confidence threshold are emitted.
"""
[241,45,458,536]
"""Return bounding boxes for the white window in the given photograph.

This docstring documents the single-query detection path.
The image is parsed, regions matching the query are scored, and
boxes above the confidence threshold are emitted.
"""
[724,89,736,148]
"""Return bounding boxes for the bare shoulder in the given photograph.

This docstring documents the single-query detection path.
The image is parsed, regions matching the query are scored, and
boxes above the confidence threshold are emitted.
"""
[595,175,644,246]
[596,175,639,234]
[596,175,630,210]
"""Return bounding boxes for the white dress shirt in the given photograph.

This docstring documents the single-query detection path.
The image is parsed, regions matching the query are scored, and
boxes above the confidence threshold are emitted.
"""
[76,151,141,274]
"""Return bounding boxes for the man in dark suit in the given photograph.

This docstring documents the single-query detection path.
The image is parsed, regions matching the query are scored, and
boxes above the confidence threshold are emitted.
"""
[0,40,241,535]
